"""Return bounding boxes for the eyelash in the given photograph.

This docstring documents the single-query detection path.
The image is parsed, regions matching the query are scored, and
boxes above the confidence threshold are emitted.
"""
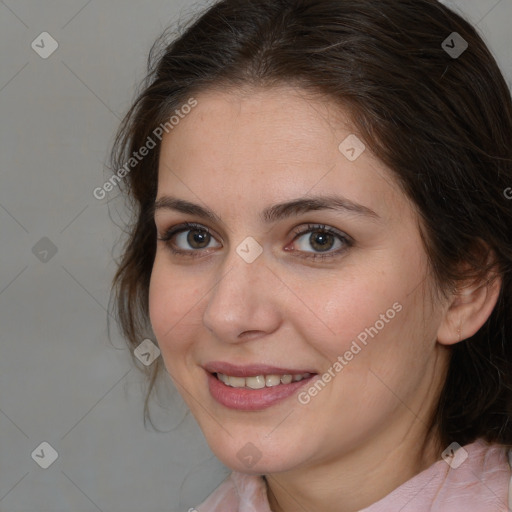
[156,222,352,261]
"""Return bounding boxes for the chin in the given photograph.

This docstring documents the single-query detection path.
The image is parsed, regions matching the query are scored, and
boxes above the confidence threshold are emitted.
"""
[202,427,310,475]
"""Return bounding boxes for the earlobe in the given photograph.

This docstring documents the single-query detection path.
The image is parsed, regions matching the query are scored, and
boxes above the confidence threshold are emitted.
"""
[436,274,502,346]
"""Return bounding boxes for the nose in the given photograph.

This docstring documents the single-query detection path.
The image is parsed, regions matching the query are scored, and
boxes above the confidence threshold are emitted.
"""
[202,246,282,343]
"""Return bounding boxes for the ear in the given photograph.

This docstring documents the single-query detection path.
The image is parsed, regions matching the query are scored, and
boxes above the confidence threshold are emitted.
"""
[436,260,502,346]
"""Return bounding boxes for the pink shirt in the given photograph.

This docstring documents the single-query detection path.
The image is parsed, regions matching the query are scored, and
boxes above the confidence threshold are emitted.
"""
[194,438,512,511]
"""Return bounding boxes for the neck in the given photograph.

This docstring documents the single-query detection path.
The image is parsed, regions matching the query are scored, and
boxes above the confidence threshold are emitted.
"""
[264,420,443,512]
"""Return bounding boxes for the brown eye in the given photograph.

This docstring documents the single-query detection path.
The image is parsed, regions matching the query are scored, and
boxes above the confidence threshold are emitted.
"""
[289,224,352,260]
[308,231,336,252]
[184,228,211,249]
[157,222,221,256]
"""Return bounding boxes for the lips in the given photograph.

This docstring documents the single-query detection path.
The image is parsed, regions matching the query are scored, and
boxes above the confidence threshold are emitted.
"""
[203,361,318,410]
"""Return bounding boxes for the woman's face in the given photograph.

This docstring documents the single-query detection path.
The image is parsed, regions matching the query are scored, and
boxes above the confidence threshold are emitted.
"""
[149,85,449,474]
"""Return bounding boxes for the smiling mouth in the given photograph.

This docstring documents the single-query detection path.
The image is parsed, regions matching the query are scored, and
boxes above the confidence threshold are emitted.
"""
[214,372,313,389]
[207,370,317,410]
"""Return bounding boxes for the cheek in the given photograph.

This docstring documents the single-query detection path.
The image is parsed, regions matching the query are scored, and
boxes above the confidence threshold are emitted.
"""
[148,256,201,356]
[295,268,401,351]
[297,256,427,376]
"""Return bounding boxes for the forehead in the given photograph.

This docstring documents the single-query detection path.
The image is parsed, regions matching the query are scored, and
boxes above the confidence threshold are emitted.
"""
[164,85,347,155]
[156,86,414,225]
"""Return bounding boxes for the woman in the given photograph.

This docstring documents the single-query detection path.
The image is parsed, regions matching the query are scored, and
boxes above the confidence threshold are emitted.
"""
[109,0,512,510]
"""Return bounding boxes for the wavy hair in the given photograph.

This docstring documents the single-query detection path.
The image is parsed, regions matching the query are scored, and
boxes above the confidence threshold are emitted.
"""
[109,0,512,448]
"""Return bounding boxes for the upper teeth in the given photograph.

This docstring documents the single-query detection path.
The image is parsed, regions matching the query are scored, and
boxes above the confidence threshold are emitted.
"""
[217,373,311,389]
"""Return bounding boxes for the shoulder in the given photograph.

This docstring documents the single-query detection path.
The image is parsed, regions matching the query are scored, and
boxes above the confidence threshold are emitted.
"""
[362,438,512,512]
[441,439,512,511]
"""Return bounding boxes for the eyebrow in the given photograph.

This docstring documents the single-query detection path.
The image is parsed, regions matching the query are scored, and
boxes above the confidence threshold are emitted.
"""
[153,194,381,226]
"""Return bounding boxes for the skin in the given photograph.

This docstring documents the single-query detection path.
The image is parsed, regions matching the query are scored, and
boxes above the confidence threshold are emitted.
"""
[148,85,501,512]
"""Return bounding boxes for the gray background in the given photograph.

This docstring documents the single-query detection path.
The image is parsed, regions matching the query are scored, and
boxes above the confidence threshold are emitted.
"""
[0,1,511,511]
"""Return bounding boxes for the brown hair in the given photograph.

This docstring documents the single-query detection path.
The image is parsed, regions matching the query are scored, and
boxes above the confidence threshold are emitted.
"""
[108,0,512,449]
